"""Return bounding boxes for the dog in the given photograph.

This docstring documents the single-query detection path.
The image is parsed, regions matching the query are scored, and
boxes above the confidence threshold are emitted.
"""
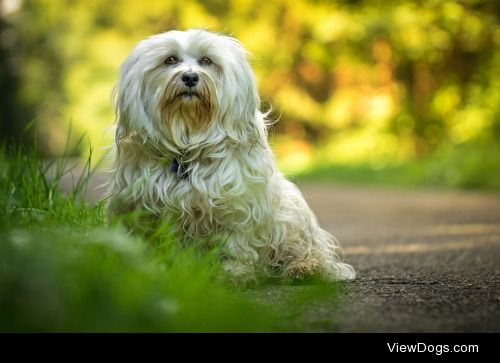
[107,29,355,284]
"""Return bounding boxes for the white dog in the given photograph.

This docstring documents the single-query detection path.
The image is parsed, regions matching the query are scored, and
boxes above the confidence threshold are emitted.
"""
[107,29,355,283]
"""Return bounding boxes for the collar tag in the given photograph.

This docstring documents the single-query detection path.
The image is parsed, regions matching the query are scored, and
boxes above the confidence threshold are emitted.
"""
[170,158,189,179]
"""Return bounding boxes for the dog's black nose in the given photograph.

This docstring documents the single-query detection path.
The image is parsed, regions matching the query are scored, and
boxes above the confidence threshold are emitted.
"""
[181,72,199,87]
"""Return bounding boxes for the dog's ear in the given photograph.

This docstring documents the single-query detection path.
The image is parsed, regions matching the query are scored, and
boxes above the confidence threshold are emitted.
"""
[114,54,135,147]
[112,84,127,151]
[219,37,267,146]
[114,48,158,150]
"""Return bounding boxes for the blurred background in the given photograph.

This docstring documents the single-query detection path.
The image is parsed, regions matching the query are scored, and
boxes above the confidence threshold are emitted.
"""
[1,0,499,189]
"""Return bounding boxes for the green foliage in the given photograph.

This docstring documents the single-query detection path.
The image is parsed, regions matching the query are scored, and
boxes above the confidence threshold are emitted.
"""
[0,225,275,332]
[2,0,499,186]
[296,139,500,190]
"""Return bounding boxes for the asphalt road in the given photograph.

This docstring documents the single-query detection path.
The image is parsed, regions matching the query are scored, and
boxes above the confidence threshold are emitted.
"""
[73,173,500,332]
[274,182,500,332]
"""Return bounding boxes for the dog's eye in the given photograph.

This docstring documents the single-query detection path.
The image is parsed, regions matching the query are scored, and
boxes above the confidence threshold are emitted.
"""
[164,56,179,65]
[199,57,212,66]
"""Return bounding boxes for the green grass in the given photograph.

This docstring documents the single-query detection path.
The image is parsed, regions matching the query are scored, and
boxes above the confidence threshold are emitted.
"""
[0,143,340,332]
[295,141,500,191]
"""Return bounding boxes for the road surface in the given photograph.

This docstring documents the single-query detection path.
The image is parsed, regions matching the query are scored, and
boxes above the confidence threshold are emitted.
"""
[259,182,500,332]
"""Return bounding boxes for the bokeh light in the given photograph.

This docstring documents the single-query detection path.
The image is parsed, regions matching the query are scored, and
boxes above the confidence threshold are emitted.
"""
[1,0,499,187]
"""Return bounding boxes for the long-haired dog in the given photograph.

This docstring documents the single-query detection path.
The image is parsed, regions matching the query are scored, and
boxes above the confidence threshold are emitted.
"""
[107,29,355,284]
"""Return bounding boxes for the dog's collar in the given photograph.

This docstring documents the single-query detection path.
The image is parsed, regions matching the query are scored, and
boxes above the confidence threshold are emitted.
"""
[127,135,190,179]
[170,157,189,179]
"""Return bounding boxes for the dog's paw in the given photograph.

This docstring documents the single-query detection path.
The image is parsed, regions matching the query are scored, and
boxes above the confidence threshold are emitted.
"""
[221,260,257,287]
[285,259,322,280]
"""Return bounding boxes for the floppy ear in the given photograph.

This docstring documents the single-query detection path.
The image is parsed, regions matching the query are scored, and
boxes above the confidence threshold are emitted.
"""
[113,49,158,151]
[219,37,267,146]
[112,85,127,151]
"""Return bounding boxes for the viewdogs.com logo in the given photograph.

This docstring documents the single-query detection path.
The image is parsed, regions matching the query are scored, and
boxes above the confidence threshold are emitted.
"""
[387,343,479,355]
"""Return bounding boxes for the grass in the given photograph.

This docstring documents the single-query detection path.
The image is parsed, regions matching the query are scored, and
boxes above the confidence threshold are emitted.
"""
[295,141,500,191]
[0,142,340,332]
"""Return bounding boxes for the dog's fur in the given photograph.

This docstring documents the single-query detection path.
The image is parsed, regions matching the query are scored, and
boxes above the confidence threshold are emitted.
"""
[107,29,355,283]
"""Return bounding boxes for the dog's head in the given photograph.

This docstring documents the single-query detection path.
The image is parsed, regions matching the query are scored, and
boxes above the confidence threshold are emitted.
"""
[115,29,262,150]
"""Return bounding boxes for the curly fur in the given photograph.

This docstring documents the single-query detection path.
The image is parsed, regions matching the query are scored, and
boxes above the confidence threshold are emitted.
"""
[107,29,355,283]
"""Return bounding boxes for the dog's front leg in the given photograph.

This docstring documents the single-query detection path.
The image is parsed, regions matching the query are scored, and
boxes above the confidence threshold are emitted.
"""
[220,232,260,286]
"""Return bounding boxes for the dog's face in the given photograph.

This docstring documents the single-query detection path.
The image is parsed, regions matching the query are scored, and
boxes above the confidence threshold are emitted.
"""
[115,29,261,149]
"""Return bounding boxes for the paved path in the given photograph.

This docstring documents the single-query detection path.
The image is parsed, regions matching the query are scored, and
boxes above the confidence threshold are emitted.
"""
[70,172,500,331]
[281,182,500,332]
